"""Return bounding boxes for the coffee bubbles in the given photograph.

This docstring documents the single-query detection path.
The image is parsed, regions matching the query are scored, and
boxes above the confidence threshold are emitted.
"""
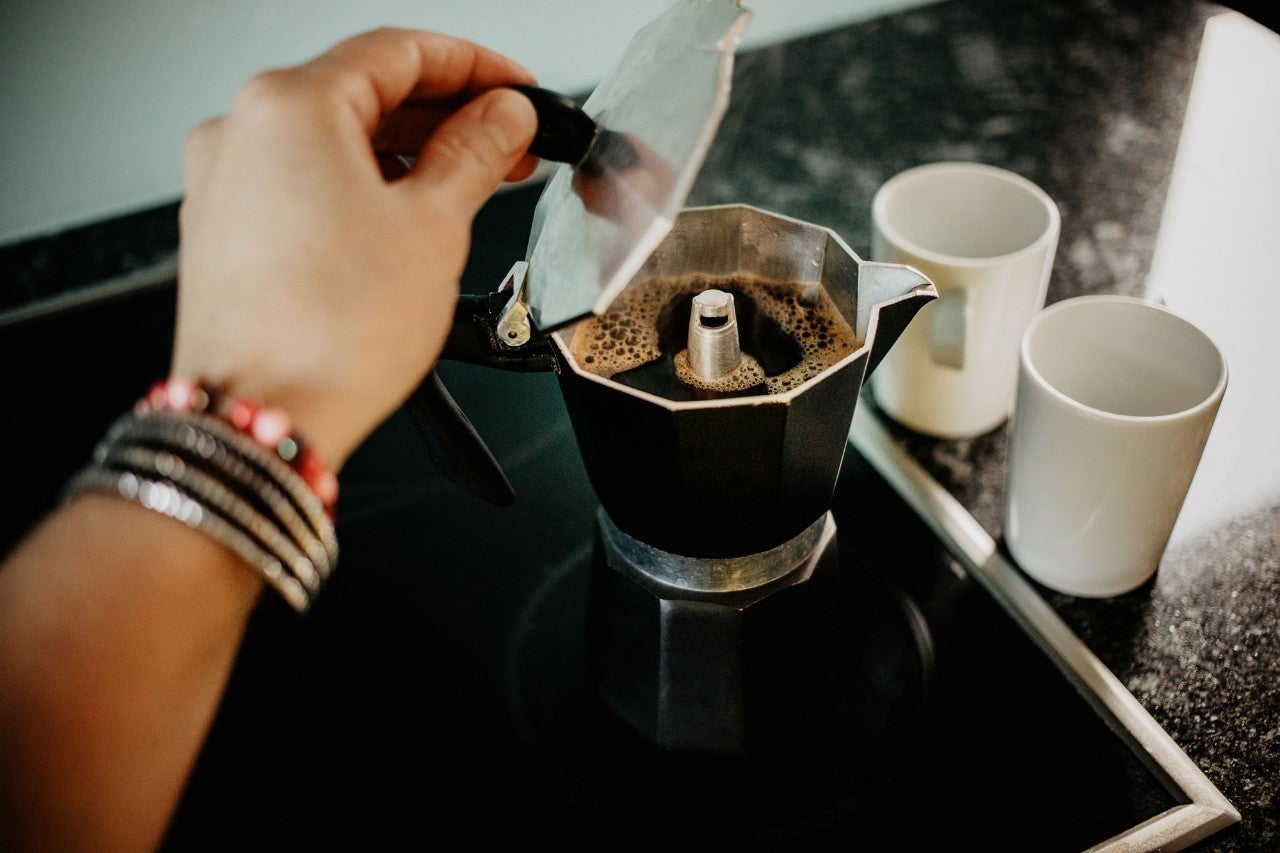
[568,274,859,400]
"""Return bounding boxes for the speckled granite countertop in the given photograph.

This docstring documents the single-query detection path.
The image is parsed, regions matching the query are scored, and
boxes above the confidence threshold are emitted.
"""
[2,0,1276,849]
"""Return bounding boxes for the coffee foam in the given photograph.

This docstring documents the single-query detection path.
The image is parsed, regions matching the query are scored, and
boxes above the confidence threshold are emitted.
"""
[569,274,860,395]
[673,350,767,393]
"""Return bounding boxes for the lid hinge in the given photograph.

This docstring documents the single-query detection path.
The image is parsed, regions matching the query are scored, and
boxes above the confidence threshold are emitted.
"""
[496,261,533,348]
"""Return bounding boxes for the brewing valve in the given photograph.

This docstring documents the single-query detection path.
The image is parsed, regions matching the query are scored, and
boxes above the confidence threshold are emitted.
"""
[687,289,742,381]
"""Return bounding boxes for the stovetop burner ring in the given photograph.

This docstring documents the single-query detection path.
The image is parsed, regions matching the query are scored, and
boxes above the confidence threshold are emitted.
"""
[503,537,936,845]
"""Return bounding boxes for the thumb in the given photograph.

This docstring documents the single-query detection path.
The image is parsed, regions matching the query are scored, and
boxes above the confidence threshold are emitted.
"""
[407,87,537,217]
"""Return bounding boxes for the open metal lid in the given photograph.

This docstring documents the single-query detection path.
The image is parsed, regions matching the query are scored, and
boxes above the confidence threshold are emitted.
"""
[520,0,752,333]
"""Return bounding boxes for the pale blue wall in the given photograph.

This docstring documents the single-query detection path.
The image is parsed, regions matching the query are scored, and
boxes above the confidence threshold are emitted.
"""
[0,0,934,245]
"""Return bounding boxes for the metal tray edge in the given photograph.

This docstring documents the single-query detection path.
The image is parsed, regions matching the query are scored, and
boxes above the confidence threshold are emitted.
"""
[847,401,1242,853]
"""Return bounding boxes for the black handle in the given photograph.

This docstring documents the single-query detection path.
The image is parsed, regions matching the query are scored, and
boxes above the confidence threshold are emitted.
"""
[379,107,567,506]
[401,293,559,505]
[509,84,598,165]
[406,370,515,506]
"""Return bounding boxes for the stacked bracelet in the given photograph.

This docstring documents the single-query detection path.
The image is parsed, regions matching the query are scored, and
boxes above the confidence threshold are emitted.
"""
[63,379,340,613]
[135,377,339,519]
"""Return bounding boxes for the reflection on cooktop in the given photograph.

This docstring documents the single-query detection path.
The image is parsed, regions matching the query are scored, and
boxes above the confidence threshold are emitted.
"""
[505,529,934,845]
[0,182,1232,850]
[163,365,1185,849]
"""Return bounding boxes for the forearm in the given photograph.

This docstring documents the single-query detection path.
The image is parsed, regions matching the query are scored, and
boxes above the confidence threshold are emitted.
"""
[0,493,264,852]
[0,25,539,852]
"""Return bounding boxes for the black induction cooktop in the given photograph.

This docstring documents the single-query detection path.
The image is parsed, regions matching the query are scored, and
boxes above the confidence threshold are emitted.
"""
[0,184,1228,850]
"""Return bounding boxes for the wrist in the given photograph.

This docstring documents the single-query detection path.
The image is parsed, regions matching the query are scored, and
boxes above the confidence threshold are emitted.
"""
[165,356,384,472]
[63,377,342,613]
[139,378,340,516]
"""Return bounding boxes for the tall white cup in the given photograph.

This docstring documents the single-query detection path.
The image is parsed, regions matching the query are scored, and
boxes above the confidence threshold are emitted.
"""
[1004,295,1228,598]
[870,162,1060,438]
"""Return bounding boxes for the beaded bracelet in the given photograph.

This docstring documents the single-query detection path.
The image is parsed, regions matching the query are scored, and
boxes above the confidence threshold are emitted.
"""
[103,412,336,573]
[65,466,312,612]
[99,443,323,592]
[137,378,339,519]
[62,379,342,613]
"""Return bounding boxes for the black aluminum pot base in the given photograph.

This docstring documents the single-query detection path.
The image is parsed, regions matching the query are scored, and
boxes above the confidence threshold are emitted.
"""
[504,536,935,845]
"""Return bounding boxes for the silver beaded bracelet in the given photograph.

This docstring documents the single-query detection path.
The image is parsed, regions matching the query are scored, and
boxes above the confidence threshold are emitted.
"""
[103,413,337,577]
[64,406,341,613]
[99,443,323,593]
[64,466,312,612]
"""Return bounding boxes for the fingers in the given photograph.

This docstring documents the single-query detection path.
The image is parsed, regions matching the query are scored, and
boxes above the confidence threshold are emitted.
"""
[198,27,540,220]
[309,27,540,190]
[372,98,460,155]
[406,87,537,217]
[505,152,541,183]
[306,27,536,136]
[374,96,540,185]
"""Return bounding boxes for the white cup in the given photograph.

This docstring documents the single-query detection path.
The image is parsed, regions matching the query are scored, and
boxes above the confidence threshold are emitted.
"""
[1004,295,1228,598]
[869,162,1061,438]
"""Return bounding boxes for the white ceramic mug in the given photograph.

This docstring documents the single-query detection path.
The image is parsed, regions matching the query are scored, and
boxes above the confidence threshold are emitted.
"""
[1004,295,1228,598]
[869,162,1061,438]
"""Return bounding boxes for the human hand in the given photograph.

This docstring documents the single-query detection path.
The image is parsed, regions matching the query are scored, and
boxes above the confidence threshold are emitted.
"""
[172,27,538,469]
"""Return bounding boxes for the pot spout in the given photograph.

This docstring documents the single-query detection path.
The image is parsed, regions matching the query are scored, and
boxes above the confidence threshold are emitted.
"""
[854,261,938,379]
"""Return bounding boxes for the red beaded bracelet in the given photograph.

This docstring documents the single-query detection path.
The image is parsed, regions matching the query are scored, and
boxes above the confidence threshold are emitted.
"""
[135,378,339,518]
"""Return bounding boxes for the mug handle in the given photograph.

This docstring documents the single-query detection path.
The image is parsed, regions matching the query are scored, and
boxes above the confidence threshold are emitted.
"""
[928,288,968,369]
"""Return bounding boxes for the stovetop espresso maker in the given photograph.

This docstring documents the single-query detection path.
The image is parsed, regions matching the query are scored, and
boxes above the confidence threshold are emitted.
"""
[408,0,937,756]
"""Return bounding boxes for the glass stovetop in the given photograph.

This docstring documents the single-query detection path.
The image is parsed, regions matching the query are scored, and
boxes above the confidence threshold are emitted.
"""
[166,353,1187,849]
[0,184,1231,850]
